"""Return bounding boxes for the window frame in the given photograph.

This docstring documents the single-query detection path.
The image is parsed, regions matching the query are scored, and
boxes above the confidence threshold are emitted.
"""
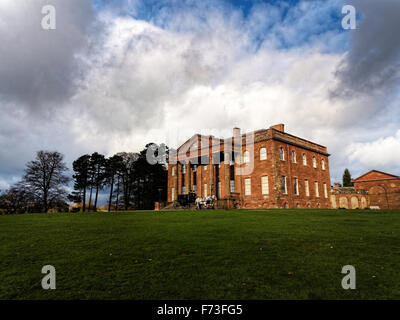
[260,147,267,161]
[244,178,251,196]
[261,176,269,195]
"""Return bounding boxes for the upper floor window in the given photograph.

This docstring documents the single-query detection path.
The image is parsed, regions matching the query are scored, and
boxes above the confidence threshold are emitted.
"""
[321,159,326,171]
[312,157,317,168]
[230,180,235,193]
[243,150,250,164]
[260,147,267,161]
[302,154,307,166]
[323,183,328,198]
[279,147,285,161]
[204,165,207,171]
[292,151,296,163]
[182,163,186,174]
[171,166,175,176]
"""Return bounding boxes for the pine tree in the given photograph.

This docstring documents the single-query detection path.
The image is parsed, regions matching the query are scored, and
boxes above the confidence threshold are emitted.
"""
[342,168,353,187]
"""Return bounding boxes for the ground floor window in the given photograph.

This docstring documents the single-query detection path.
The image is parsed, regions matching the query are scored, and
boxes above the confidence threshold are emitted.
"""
[282,176,287,194]
[171,187,175,201]
[230,180,235,193]
[293,178,299,195]
[245,178,251,196]
[218,182,221,199]
[261,176,269,195]
[323,183,328,198]
[305,180,310,197]
[315,182,319,197]
[204,184,208,197]
[182,186,186,195]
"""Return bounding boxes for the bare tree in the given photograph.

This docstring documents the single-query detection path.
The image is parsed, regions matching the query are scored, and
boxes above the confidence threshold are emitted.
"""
[20,151,70,213]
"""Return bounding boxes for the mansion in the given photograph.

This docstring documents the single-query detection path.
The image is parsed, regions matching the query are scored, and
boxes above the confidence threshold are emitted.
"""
[167,124,331,209]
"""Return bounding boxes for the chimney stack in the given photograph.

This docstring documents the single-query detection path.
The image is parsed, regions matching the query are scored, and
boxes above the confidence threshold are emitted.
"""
[233,127,241,137]
[270,124,284,132]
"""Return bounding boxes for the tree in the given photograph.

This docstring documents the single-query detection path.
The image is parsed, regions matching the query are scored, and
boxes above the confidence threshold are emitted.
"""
[70,154,91,212]
[90,152,106,212]
[0,187,35,214]
[19,151,70,213]
[105,154,124,212]
[342,168,353,187]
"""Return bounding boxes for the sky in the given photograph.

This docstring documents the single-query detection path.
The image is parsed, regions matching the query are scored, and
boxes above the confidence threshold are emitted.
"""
[0,0,399,193]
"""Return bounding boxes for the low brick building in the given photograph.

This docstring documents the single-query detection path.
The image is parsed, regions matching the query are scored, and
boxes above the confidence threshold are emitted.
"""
[167,124,331,209]
[353,170,400,209]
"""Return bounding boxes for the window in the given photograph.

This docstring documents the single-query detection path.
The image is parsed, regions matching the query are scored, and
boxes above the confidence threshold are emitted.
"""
[204,184,208,197]
[293,178,299,195]
[312,157,317,168]
[193,165,197,172]
[182,163,186,174]
[292,151,296,163]
[218,182,221,199]
[171,187,175,201]
[281,176,287,194]
[305,180,310,197]
[324,183,328,198]
[244,178,251,196]
[182,186,186,194]
[279,147,285,160]
[321,159,326,171]
[260,147,267,160]
[315,182,319,197]
[302,154,307,166]
[171,166,175,176]
[193,185,197,193]
[243,150,250,164]
[204,165,207,171]
[261,176,269,195]
[230,180,235,193]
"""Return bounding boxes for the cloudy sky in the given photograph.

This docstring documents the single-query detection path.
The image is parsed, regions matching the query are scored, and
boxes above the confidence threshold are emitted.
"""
[0,0,399,191]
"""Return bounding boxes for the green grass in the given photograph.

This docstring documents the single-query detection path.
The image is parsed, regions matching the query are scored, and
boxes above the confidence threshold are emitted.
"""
[0,209,399,300]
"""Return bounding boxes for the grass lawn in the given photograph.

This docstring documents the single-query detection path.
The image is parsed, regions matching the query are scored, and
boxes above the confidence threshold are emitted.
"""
[0,209,399,300]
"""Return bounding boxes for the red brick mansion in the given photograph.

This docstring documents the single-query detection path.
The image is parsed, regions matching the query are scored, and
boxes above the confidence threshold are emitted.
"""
[167,124,331,209]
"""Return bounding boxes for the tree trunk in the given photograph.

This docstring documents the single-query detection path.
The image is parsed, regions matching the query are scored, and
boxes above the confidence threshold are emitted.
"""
[88,185,93,211]
[94,183,99,212]
[82,186,86,212]
[108,176,114,212]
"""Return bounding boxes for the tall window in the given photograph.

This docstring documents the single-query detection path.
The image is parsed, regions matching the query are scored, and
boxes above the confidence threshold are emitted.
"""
[281,176,287,194]
[193,185,197,193]
[243,150,250,164]
[260,147,267,160]
[182,186,186,194]
[182,163,186,174]
[171,166,175,176]
[312,157,317,168]
[230,180,235,193]
[303,154,307,166]
[218,182,221,199]
[171,187,175,201]
[204,184,208,197]
[244,178,251,196]
[292,151,296,163]
[280,147,285,161]
[293,178,299,195]
[305,180,310,197]
[324,183,328,198]
[315,182,319,197]
[261,176,269,195]
[321,159,326,171]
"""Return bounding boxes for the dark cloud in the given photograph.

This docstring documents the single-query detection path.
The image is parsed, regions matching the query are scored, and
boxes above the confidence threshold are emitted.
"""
[0,0,99,115]
[333,0,400,97]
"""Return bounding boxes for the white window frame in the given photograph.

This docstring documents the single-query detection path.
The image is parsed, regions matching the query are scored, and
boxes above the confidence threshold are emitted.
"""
[315,182,319,197]
[303,154,307,166]
[230,180,235,193]
[280,147,285,161]
[171,166,175,176]
[282,176,287,194]
[313,157,317,168]
[204,184,208,197]
[292,151,296,163]
[171,187,175,201]
[324,183,328,198]
[244,178,251,196]
[260,147,267,161]
[294,177,299,195]
[218,182,221,199]
[322,159,326,171]
[243,150,250,164]
[305,180,310,197]
[261,176,269,195]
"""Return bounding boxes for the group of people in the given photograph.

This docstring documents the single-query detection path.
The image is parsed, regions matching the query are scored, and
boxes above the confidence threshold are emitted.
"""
[195,195,217,210]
